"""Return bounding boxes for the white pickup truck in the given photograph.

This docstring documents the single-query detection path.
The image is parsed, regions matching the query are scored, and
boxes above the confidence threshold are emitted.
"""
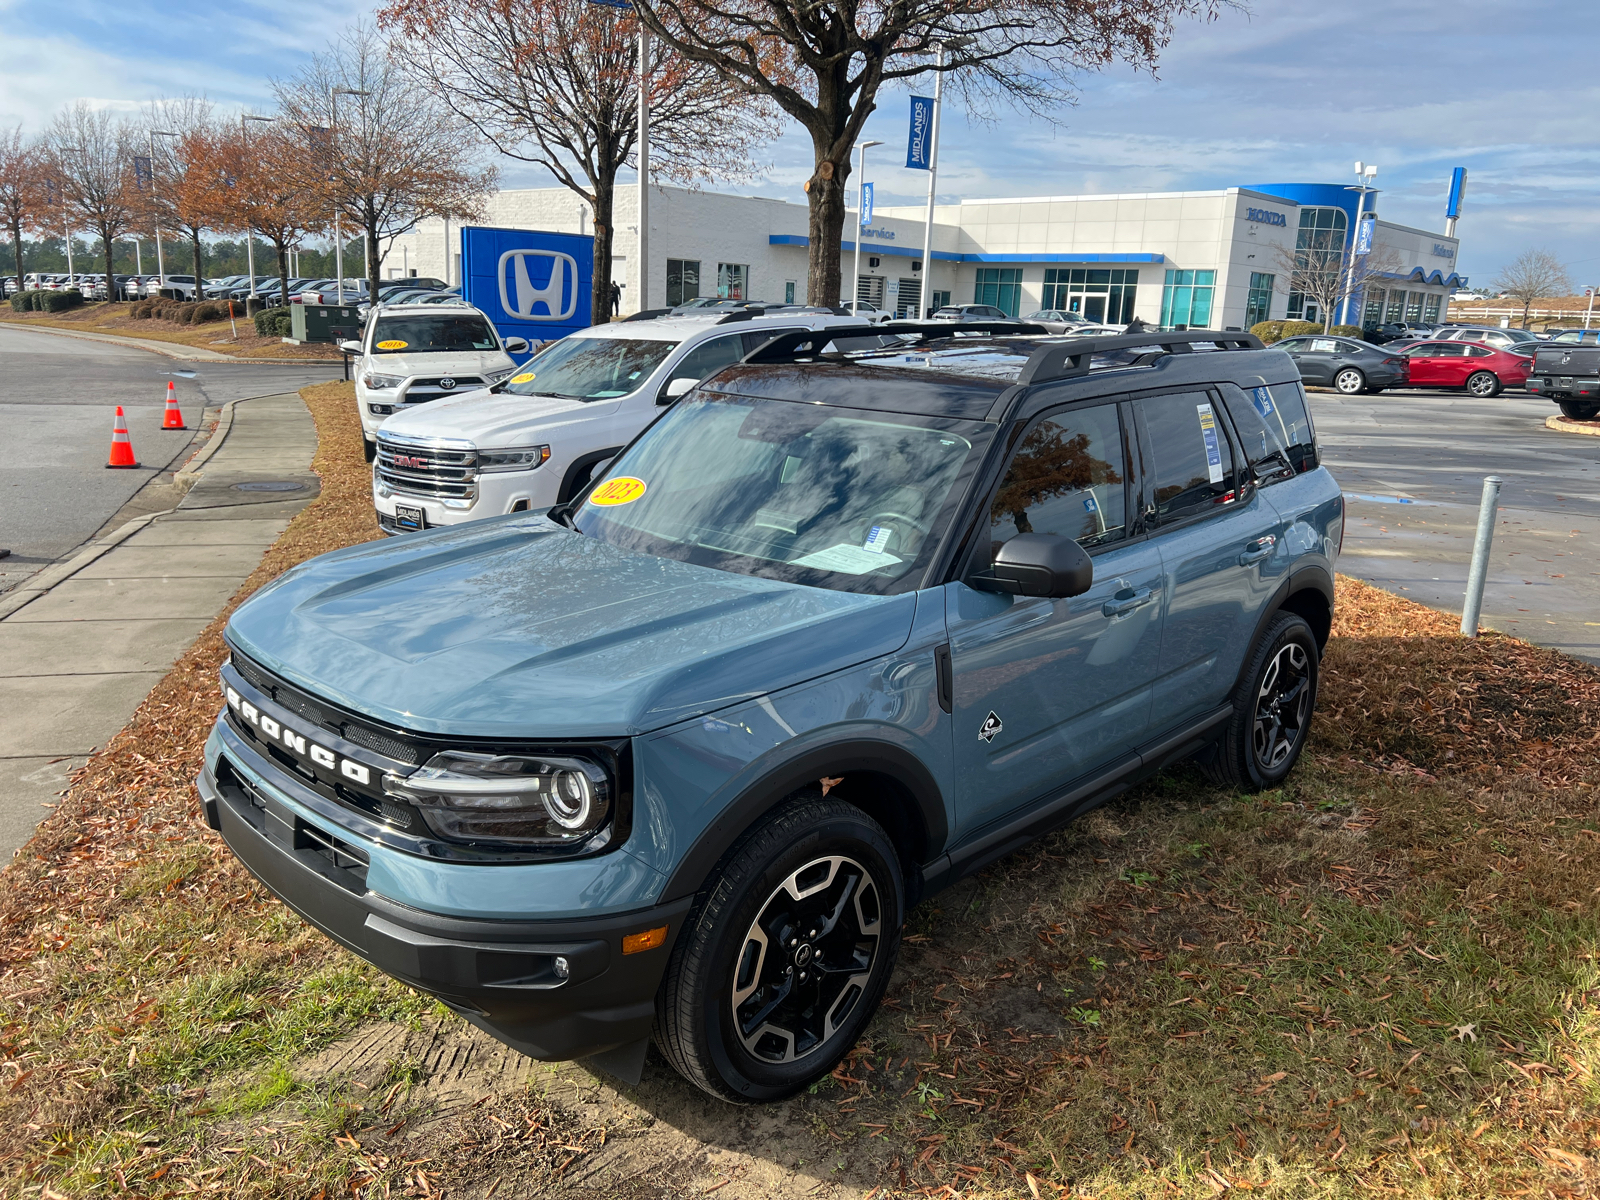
[370,309,868,534]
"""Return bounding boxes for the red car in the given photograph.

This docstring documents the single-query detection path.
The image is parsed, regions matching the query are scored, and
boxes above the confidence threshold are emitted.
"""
[1403,340,1531,398]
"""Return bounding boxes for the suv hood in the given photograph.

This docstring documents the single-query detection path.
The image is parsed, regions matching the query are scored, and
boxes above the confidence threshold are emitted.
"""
[367,349,514,381]
[379,388,611,447]
[226,517,916,739]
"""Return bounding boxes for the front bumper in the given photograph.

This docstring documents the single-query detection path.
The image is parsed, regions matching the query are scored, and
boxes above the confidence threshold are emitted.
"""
[198,756,689,1063]
[373,467,557,533]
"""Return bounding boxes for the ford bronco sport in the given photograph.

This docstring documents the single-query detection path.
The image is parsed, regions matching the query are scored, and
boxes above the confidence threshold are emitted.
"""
[199,326,1342,1101]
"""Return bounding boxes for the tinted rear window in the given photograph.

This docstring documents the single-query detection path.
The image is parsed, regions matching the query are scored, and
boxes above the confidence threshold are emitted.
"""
[1220,381,1318,480]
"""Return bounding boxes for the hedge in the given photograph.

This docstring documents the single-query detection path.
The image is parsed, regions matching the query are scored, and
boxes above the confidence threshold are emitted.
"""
[39,289,84,313]
[253,307,293,338]
[10,290,40,312]
[1249,319,1363,344]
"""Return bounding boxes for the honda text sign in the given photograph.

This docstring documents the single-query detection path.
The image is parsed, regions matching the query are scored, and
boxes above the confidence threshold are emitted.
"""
[460,226,594,357]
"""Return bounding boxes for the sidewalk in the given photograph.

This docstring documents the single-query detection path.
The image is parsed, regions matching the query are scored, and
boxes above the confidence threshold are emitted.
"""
[0,391,319,858]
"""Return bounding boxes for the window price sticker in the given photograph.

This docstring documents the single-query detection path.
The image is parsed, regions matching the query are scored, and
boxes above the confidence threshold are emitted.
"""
[1197,402,1224,483]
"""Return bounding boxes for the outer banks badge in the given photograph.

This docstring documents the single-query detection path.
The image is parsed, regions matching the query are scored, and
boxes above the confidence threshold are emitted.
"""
[978,711,1003,743]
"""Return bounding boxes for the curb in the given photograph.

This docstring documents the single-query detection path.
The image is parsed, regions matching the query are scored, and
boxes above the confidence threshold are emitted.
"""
[1546,414,1600,437]
[0,319,344,365]
[175,400,238,482]
[0,508,177,620]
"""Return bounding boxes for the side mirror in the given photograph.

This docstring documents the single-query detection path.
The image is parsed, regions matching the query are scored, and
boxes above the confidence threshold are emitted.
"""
[504,337,530,354]
[659,376,697,405]
[339,340,363,354]
[972,533,1093,599]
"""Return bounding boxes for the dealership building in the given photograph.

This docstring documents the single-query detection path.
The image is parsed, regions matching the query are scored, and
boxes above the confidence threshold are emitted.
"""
[389,180,1467,331]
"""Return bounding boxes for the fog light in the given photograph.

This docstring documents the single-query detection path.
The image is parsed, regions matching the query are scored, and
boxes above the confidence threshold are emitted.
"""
[553,955,570,980]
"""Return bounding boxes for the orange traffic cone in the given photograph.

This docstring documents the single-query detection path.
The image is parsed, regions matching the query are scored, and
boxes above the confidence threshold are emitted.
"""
[107,406,141,469]
[161,381,187,430]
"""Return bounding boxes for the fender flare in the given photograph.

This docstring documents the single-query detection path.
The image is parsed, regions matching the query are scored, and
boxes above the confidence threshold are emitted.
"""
[1231,564,1335,697]
[558,446,625,504]
[658,732,948,903]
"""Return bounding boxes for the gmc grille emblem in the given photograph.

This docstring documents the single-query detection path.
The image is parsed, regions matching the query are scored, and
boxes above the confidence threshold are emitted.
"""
[224,686,371,786]
[393,455,428,469]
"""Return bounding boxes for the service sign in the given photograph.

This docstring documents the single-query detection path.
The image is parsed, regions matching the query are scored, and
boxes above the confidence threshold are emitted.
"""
[460,225,595,361]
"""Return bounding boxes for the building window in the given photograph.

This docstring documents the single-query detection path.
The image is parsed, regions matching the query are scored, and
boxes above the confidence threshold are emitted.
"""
[895,277,921,319]
[931,290,951,311]
[716,262,747,300]
[1042,268,1139,323]
[1245,272,1274,328]
[667,259,700,307]
[784,280,796,305]
[974,268,1022,317]
[1364,289,1385,327]
[1160,269,1216,328]
[856,274,885,308]
[1423,293,1442,323]
[1387,290,1406,321]
[1406,291,1424,322]
[1285,207,1348,328]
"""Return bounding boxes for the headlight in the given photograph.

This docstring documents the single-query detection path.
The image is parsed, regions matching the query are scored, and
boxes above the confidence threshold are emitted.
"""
[476,444,550,473]
[363,372,404,390]
[485,366,518,384]
[384,750,612,845]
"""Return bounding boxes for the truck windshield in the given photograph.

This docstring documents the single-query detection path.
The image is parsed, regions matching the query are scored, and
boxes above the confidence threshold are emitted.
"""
[501,337,678,402]
[369,315,498,354]
[571,395,989,595]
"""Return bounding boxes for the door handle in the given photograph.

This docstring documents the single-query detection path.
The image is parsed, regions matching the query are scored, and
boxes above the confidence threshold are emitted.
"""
[1238,534,1277,566]
[1102,587,1155,618]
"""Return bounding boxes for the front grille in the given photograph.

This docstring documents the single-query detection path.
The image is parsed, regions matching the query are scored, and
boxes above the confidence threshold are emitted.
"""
[228,649,423,766]
[375,438,477,501]
[401,376,485,405]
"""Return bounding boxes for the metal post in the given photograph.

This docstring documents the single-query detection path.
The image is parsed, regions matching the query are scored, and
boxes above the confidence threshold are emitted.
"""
[330,88,342,300]
[1460,475,1503,637]
[1585,287,1595,331]
[851,143,865,310]
[918,43,945,319]
[148,132,170,287]
[637,24,650,312]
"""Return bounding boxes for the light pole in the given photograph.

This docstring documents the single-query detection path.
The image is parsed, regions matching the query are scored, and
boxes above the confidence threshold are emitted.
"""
[917,42,949,319]
[241,114,275,305]
[149,130,179,291]
[329,88,369,302]
[123,236,141,277]
[850,139,883,310]
[57,145,83,279]
[637,22,650,314]
[1341,161,1378,329]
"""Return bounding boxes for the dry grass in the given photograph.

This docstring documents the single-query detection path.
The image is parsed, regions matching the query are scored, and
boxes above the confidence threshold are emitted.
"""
[3,402,1600,1197]
[0,303,340,359]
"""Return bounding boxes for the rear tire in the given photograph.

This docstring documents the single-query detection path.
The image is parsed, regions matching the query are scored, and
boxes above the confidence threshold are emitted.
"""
[1361,386,1385,395]
[653,795,904,1103]
[1466,370,1501,398]
[1334,368,1366,395]
[1559,401,1600,421]
[1200,612,1319,792]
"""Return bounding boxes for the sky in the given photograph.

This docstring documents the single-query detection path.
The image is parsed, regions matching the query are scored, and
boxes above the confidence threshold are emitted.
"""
[3,0,1595,286]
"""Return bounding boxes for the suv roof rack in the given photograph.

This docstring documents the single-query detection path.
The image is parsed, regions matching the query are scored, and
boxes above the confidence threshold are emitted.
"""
[742,326,1265,389]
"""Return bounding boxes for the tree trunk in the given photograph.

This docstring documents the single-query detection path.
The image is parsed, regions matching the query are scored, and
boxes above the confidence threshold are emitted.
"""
[102,231,115,306]
[274,240,290,321]
[807,158,849,307]
[10,217,22,298]
[367,218,380,310]
[191,230,204,302]
[591,165,616,325]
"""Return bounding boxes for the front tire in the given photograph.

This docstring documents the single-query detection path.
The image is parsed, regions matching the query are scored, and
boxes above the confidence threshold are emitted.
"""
[1466,370,1501,398]
[1200,612,1319,791]
[654,795,904,1102]
[1559,401,1600,421]
[1334,368,1366,395]
[362,436,377,464]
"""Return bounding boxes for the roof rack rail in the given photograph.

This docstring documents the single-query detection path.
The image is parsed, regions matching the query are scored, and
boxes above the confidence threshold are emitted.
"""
[877,319,1050,340]
[716,305,767,323]
[623,307,672,322]
[743,319,1048,365]
[1017,330,1265,386]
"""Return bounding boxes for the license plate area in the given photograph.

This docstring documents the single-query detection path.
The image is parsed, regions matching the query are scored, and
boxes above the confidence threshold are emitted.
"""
[1560,377,1575,388]
[394,504,425,530]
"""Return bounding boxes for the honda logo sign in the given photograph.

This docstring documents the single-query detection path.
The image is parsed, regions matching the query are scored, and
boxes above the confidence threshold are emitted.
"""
[498,249,578,322]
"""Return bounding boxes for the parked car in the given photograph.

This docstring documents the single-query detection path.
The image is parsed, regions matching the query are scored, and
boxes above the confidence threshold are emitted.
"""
[1528,339,1600,419]
[930,303,1013,321]
[1429,325,1541,352]
[201,325,1339,1099]
[370,309,871,532]
[839,300,893,324]
[347,300,529,463]
[1273,334,1408,394]
[1365,321,1436,345]
[1402,340,1532,397]
[668,297,777,315]
[1022,309,1092,334]
[146,274,199,300]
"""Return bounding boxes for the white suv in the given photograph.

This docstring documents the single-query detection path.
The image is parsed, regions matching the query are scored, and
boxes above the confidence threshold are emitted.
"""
[371,310,868,534]
[349,302,529,462]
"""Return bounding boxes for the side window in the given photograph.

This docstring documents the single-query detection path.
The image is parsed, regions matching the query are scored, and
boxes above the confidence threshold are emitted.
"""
[988,404,1130,554]
[1139,391,1238,523]
[1467,345,1495,358]
[741,327,799,356]
[1436,344,1469,357]
[1219,382,1318,482]
[666,334,747,388]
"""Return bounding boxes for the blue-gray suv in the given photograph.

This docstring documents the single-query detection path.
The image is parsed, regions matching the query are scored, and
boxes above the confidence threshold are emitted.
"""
[198,326,1343,1102]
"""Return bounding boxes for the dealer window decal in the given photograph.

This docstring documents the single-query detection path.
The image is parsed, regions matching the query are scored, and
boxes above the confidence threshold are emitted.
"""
[588,476,647,506]
[1196,402,1224,484]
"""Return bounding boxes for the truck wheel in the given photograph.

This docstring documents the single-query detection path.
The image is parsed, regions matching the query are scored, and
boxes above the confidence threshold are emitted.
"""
[654,795,903,1102]
[362,436,377,464]
[1200,612,1319,792]
[1559,401,1600,421]
[1466,371,1501,398]
[1333,368,1366,395]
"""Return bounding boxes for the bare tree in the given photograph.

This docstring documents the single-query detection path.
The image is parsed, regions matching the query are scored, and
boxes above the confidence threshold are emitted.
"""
[47,103,137,303]
[1493,250,1572,329]
[0,125,48,296]
[380,0,769,320]
[273,23,496,304]
[1268,238,1403,334]
[143,96,220,298]
[625,0,1224,304]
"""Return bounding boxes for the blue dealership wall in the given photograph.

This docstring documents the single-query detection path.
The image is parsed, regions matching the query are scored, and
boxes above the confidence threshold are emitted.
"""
[460,226,594,360]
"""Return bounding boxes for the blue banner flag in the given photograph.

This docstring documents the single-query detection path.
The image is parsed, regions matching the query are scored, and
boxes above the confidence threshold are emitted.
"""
[1354,215,1374,254]
[1445,166,1468,220]
[906,95,935,170]
[860,182,874,227]
[133,155,152,192]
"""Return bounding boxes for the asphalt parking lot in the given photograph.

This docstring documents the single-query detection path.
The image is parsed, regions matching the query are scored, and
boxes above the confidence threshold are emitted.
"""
[1314,384,1600,663]
[0,326,340,595]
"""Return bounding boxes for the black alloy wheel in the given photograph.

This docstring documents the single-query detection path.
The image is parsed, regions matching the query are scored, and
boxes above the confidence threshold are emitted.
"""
[1334,367,1366,395]
[654,795,903,1102]
[1466,370,1502,398]
[1199,611,1320,790]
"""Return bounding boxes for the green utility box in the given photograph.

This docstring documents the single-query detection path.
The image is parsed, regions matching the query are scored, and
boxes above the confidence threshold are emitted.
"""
[290,304,362,344]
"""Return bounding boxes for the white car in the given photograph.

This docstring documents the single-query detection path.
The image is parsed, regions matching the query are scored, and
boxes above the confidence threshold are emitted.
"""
[348,302,529,462]
[840,300,893,324]
[371,310,869,534]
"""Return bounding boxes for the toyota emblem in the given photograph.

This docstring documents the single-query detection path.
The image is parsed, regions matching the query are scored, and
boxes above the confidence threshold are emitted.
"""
[439,377,456,390]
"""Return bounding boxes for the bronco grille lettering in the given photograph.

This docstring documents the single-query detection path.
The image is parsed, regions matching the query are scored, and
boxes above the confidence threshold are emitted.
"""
[225,685,372,786]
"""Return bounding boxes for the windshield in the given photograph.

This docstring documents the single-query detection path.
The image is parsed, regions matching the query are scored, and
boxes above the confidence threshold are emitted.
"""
[369,314,498,354]
[571,395,989,595]
[501,336,678,401]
